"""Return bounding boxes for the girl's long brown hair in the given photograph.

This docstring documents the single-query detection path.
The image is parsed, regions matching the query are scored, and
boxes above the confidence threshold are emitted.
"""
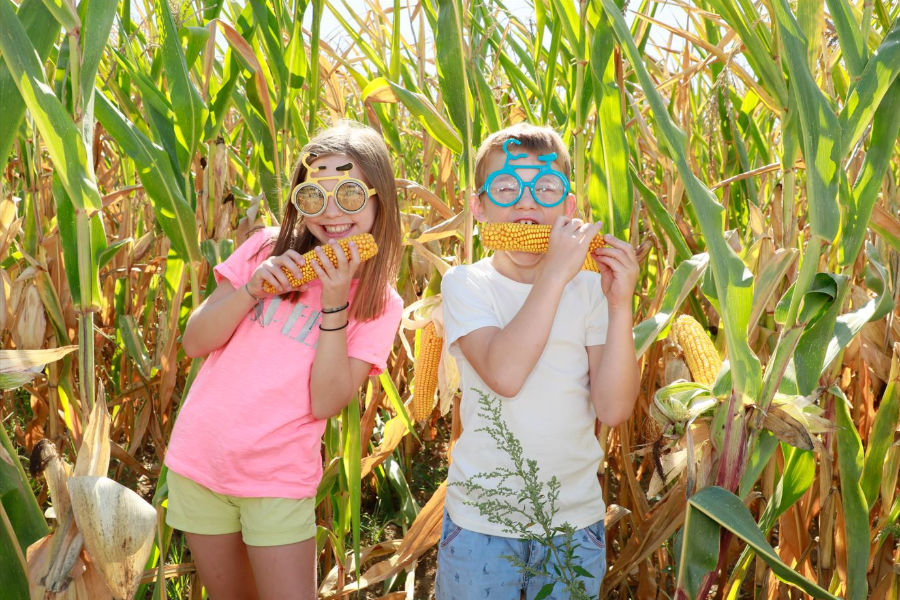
[267,121,401,321]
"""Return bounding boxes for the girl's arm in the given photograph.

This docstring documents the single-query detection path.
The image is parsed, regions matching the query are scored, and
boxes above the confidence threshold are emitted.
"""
[587,308,640,426]
[182,249,309,357]
[307,239,371,420]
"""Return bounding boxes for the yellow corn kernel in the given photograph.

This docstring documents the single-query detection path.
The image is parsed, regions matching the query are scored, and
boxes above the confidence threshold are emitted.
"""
[412,321,443,422]
[262,233,378,293]
[480,222,606,272]
[671,314,722,386]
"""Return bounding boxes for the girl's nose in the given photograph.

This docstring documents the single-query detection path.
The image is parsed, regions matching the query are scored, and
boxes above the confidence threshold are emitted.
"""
[321,191,343,217]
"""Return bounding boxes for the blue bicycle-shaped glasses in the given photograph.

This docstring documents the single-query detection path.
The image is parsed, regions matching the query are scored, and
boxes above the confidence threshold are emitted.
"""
[478,139,570,207]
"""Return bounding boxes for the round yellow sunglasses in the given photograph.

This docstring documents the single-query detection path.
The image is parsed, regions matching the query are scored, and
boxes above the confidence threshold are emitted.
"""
[290,153,377,217]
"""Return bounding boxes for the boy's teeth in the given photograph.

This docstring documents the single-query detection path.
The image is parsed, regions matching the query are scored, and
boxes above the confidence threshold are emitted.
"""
[324,224,352,233]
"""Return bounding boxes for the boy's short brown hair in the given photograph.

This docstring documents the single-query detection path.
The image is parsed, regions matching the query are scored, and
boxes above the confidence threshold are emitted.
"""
[474,123,572,192]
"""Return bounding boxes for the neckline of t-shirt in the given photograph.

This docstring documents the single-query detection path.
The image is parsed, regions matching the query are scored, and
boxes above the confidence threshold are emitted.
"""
[481,256,536,290]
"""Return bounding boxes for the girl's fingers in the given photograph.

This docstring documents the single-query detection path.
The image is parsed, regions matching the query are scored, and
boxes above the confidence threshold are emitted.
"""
[262,268,288,293]
[347,240,361,271]
[284,249,306,269]
[332,239,349,272]
[273,254,303,280]
[315,246,337,277]
[309,254,327,278]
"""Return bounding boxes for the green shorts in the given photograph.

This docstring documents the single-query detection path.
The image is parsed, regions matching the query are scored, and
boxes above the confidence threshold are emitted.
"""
[165,470,316,547]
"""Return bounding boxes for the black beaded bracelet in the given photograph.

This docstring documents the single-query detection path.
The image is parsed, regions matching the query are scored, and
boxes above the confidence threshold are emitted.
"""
[319,321,349,332]
[322,302,349,314]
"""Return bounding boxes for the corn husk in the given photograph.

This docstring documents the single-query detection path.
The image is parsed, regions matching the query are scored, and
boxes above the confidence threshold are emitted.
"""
[67,476,157,600]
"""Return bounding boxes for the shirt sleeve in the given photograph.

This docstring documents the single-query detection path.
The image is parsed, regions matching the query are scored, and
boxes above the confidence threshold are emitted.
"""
[441,266,502,359]
[347,290,403,376]
[213,229,274,288]
[585,276,609,346]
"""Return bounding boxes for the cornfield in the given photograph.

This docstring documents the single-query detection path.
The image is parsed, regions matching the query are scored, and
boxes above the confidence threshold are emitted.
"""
[1,0,899,597]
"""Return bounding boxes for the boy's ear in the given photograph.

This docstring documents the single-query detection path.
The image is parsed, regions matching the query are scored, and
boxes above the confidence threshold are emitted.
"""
[563,192,577,218]
[470,191,485,221]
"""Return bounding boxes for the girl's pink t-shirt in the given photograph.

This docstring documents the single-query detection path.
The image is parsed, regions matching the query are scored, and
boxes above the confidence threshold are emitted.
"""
[165,228,402,499]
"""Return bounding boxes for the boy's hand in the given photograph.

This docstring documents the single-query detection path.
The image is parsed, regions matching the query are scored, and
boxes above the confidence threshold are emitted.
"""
[591,235,639,310]
[541,217,605,285]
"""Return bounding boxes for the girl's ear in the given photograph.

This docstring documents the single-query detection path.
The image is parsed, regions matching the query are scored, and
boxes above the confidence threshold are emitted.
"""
[470,192,486,222]
[563,192,577,217]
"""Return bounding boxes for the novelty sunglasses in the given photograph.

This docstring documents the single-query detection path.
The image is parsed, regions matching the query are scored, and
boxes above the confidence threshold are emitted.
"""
[291,153,377,217]
[478,139,571,208]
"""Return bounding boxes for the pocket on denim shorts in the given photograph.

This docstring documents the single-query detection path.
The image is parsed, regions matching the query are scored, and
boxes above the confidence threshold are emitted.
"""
[439,509,463,549]
[583,520,606,550]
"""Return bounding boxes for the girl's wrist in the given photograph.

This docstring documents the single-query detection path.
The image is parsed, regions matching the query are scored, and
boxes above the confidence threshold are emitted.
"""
[242,283,261,302]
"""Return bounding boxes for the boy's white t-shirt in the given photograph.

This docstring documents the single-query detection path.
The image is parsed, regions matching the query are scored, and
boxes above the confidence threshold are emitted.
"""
[441,257,609,537]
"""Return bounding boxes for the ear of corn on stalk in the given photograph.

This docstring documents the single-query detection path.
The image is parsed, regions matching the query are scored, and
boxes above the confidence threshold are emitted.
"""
[671,315,722,386]
[412,321,442,421]
[262,233,378,293]
[480,222,606,272]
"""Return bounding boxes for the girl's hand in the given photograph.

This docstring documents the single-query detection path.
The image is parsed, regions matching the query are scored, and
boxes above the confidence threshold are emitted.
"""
[542,217,605,284]
[592,235,639,311]
[310,238,362,308]
[247,250,310,297]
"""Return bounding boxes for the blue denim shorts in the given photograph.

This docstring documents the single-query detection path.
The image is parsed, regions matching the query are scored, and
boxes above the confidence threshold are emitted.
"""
[435,509,607,600]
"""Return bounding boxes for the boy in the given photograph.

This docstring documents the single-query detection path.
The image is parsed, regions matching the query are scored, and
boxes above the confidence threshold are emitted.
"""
[437,123,640,600]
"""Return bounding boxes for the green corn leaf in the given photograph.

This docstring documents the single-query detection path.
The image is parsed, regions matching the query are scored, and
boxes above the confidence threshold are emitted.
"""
[824,0,867,78]
[794,274,848,395]
[839,17,900,156]
[771,0,841,243]
[362,77,462,154]
[839,78,900,265]
[341,398,362,584]
[824,242,894,372]
[156,0,208,177]
[0,423,49,597]
[860,346,900,509]
[180,26,212,71]
[633,253,709,358]
[0,1,103,222]
[0,0,58,167]
[435,0,471,179]
[674,498,720,599]
[600,0,761,403]
[831,386,870,600]
[701,0,788,108]
[589,15,631,236]
[78,0,117,106]
[682,486,841,600]
[39,0,79,31]
[95,92,201,264]
[631,170,692,262]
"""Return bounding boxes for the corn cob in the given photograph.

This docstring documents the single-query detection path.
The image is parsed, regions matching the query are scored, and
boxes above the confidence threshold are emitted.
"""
[262,233,378,293]
[480,222,606,271]
[671,315,722,386]
[412,321,442,421]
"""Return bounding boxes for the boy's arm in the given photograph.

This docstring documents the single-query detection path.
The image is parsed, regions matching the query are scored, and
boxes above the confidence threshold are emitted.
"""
[456,271,568,398]
[587,306,640,426]
[455,217,604,398]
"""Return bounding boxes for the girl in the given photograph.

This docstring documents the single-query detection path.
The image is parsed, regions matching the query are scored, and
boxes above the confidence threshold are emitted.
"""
[164,122,403,600]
